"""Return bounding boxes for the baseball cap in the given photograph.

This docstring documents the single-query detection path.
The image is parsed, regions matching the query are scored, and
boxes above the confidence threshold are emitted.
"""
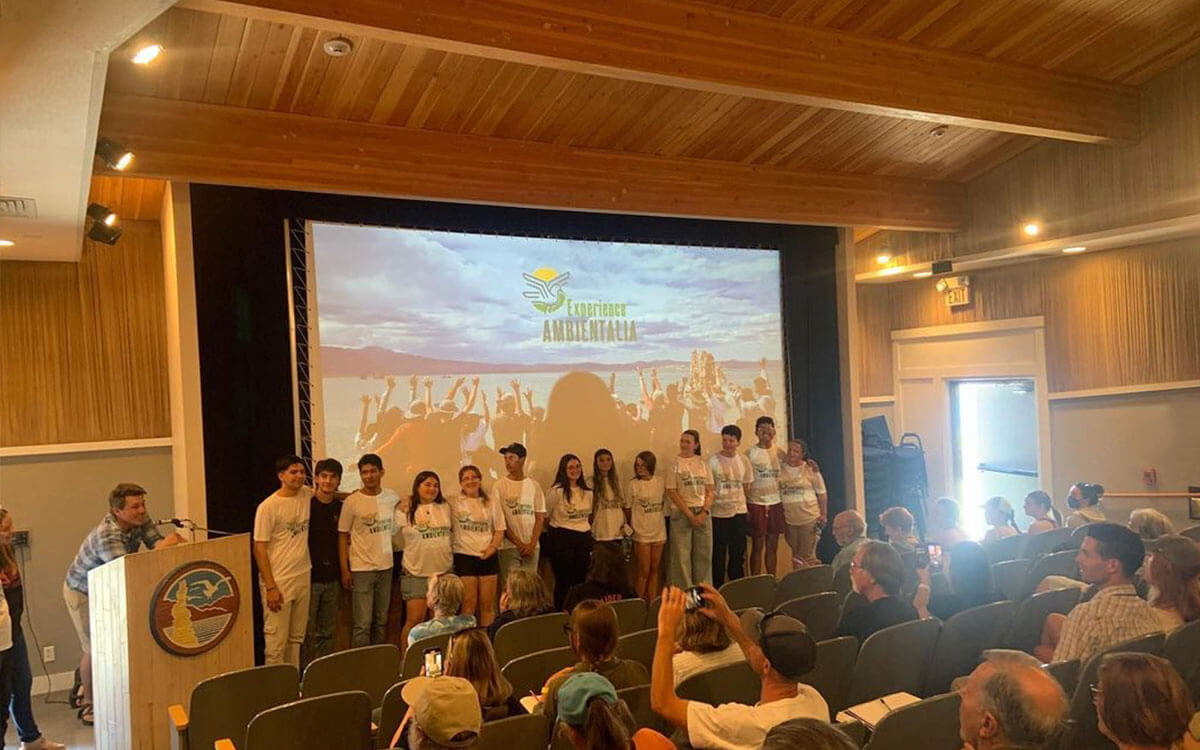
[400,676,482,747]
[738,609,817,680]
[556,672,617,727]
[1149,535,1200,576]
[499,442,527,458]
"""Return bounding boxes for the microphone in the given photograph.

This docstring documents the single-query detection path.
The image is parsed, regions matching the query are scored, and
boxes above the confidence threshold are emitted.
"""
[154,518,190,528]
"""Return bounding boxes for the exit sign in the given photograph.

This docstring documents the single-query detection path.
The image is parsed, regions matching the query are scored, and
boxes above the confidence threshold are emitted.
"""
[944,286,971,307]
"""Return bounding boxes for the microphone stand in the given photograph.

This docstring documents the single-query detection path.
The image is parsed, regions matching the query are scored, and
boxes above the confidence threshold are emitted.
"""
[161,519,240,542]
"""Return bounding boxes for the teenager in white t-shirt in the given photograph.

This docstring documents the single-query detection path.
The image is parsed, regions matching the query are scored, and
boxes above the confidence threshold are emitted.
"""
[709,424,754,587]
[491,443,546,588]
[544,453,595,610]
[396,470,453,648]
[449,464,506,627]
[337,453,399,647]
[666,430,716,588]
[252,455,313,667]
[779,439,828,570]
[628,450,666,601]
[746,417,787,577]
[591,449,630,551]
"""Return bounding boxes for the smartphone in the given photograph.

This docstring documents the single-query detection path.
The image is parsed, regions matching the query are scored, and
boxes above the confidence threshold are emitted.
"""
[424,647,444,677]
[927,543,943,572]
[684,586,706,611]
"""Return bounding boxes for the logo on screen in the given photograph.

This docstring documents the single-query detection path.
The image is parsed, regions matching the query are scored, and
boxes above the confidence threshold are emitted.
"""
[149,561,240,656]
[522,267,570,314]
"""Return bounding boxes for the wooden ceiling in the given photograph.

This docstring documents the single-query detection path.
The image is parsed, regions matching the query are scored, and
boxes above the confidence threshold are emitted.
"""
[96,0,1200,229]
[88,176,166,222]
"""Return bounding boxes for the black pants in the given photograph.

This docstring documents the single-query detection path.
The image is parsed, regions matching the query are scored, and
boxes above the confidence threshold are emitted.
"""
[711,514,748,587]
[546,526,594,610]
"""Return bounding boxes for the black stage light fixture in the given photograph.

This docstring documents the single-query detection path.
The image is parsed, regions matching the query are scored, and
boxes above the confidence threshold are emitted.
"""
[86,203,122,245]
[95,138,134,171]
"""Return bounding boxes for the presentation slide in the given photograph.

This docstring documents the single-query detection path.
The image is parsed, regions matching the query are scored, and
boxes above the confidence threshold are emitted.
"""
[309,221,788,494]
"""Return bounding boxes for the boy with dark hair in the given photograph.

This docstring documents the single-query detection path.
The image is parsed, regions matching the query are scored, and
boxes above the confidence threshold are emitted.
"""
[253,455,312,666]
[709,424,753,586]
[745,416,786,576]
[338,453,400,646]
[302,458,343,665]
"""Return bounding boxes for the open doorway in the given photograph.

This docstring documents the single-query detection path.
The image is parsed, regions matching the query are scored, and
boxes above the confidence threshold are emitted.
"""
[950,379,1040,538]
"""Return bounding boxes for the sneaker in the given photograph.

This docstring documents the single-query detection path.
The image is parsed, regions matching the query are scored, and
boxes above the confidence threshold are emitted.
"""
[21,738,68,750]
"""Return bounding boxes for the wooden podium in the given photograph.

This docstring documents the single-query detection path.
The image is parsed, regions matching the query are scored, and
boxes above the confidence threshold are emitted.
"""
[89,534,254,750]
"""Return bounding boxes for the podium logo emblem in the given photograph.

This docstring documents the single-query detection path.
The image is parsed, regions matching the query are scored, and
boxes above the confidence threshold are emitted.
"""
[149,561,241,656]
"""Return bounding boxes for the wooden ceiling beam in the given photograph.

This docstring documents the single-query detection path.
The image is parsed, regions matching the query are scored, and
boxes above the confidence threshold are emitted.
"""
[98,94,964,230]
[179,0,1138,144]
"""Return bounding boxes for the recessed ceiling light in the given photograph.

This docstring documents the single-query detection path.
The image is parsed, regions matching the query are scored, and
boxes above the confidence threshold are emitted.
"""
[132,43,164,65]
[875,252,892,265]
[1062,246,1087,254]
[929,125,949,138]
[913,270,932,278]
[1022,221,1041,237]
[0,239,13,247]
[323,37,354,57]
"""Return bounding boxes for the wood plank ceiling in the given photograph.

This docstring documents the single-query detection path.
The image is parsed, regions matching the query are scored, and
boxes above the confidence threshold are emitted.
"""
[97,0,1200,219]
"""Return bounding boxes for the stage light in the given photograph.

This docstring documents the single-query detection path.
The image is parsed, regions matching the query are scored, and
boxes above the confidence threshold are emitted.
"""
[1062,245,1087,254]
[95,138,133,171]
[0,239,13,247]
[913,270,932,278]
[86,203,122,245]
[87,203,117,226]
[875,252,892,265]
[132,43,163,65]
[1022,221,1041,237]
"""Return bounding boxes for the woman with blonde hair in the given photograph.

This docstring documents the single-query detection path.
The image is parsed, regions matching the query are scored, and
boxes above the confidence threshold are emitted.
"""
[1146,535,1200,632]
[981,496,1020,545]
[671,608,745,686]
[446,628,523,720]
[627,451,666,602]
[488,568,553,640]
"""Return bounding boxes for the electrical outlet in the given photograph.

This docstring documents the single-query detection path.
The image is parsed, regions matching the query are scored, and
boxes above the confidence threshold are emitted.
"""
[43,645,55,663]
[11,529,29,547]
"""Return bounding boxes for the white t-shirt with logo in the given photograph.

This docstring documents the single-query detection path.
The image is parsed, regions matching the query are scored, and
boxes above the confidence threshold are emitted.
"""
[779,462,826,526]
[708,453,752,518]
[627,477,667,543]
[448,494,506,558]
[492,477,546,549]
[746,445,785,506]
[253,487,313,586]
[396,501,453,578]
[686,686,830,750]
[338,489,399,572]
[591,477,626,542]
[546,486,593,533]
[666,455,714,511]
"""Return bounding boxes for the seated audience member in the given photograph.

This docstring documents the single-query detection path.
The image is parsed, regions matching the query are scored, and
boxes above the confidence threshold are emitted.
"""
[408,573,477,646]
[399,676,483,750]
[1096,653,1192,750]
[540,600,649,733]
[915,541,1002,621]
[1023,490,1062,536]
[1041,523,1163,664]
[488,568,554,640]
[672,607,747,686]
[563,543,637,613]
[1146,534,1200,632]
[1129,508,1176,541]
[651,586,827,750]
[555,672,672,750]
[1065,481,1107,529]
[762,718,858,750]
[446,629,523,721]
[958,650,1068,750]
[830,510,867,579]
[981,496,1020,545]
[928,497,969,547]
[834,541,918,644]
[879,506,918,551]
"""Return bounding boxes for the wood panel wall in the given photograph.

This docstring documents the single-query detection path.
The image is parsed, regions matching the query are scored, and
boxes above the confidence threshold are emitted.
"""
[857,238,1200,396]
[0,220,170,446]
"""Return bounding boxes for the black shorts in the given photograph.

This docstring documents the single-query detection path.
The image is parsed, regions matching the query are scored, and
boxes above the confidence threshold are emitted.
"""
[454,553,500,577]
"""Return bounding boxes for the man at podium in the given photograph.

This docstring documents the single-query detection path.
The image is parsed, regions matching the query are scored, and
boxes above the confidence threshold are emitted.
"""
[62,483,185,727]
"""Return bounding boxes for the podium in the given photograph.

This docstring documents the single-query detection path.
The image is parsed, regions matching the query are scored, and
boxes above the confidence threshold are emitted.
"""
[89,534,254,750]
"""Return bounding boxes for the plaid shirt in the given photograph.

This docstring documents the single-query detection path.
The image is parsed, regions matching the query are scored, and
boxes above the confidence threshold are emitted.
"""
[65,514,165,595]
[1052,583,1163,664]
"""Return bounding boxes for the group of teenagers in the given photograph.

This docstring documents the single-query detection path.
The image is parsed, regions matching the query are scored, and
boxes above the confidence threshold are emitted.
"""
[251,415,829,666]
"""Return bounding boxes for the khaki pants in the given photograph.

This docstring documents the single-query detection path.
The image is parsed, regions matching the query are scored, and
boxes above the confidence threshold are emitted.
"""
[787,521,820,567]
[262,575,310,667]
[62,583,91,654]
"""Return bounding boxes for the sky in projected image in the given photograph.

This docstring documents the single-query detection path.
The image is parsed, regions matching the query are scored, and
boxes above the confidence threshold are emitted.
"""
[312,222,782,366]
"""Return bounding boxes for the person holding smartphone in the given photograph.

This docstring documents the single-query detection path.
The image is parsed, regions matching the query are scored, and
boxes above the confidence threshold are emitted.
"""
[914,541,1002,620]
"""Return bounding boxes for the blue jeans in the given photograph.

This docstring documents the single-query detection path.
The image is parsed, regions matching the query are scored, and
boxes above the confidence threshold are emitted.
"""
[9,626,39,743]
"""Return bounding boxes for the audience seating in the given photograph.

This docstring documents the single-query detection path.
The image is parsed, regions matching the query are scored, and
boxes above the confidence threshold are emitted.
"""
[774,565,834,606]
[897,550,919,603]
[617,684,672,736]
[609,598,649,635]
[618,627,658,672]
[718,574,777,611]
[775,592,840,642]
[863,691,962,750]
[1004,587,1080,654]
[990,559,1031,603]
[501,645,577,698]
[924,601,1015,696]
[832,564,853,602]
[1020,549,1079,599]
[1062,632,1167,750]
[930,572,951,599]
[1023,527,1072,559]
[477,713,550,750]
[1166,619,1200,703]
[985,534,1027,565]
[800,636,858,718]
[493,612,570,668]
[375,681,409,750]
[1181,524,1200,543]
[1044,659,1080,696]
[1069,524,1096,546]
[168,663,299,750]
[215,690,371,750]
[401,632,453,679]
[645,596,663,629]
[677,661,760,707]
[301,644,400,707]
[848,618,941,705]
[835,720,868,747]
[841,590,867,621]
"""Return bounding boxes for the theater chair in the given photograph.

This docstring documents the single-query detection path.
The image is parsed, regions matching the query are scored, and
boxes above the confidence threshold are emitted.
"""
[1166,619,1200,704]
[677,661,760,706]
[493,612,570,667]
[402,632,453,679]
[478,713,549,750]
[924,601,1015,696]
[375,681,410,750]
[775,592,840,642]
[848,618,941,706]
[800,636,859,718]
[718,574,777,611]
[990,559,1031,603]
[1062,632,1167,750]
[301,644,400,708]
[1020,550,1080,599]
[167,663,298,750]
[609,598,649,635]
[213,690,371,750]
[1023,527,1073,560]
[1004,587,1080,654]
[618,627,659,672]
[986,534,1027,565]
[774,565,834,606]
[864,692,961,750]
[501,645,577,698]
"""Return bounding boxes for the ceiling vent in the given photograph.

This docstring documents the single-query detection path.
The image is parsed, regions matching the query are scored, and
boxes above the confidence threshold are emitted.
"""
[0,197,38,219]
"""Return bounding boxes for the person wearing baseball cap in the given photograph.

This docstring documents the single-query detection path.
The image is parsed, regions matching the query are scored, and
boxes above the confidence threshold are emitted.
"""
[649,585,827,750]
[555,672,673,749]
[1146,534,1200,632]
[397,676,482,749]
[491,443,546,589]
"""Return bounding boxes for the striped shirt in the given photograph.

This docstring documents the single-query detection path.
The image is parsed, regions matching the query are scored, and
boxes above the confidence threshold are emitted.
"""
[1052,583,1163,664]
[65,514,165,594]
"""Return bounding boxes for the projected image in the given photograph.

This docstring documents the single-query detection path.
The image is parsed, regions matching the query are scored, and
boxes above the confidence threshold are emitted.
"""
[310,222,787,492]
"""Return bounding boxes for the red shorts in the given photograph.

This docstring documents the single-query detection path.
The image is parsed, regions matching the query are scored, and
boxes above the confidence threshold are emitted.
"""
[747,503,786,538]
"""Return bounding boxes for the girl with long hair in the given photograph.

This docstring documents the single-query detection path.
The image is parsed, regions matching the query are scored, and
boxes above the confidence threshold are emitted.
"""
[590,449,630,555]
[555,672,670,749]
[1023,490,1062,535]
[981,496,1020,545]
[450,465,505,626]
[1146,535,1200,632]
[778,438,828,569]
[545,454,595,610]
[396,471,453,649]
[628,451,666,601]
[665,430,715,587]
[446,628,523,720]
